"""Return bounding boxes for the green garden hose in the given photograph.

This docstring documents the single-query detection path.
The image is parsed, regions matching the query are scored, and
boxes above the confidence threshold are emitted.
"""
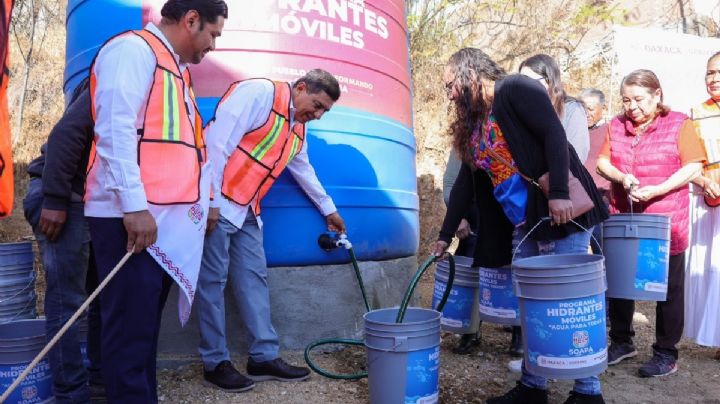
[303,249,456,380]
[348,248,371,313]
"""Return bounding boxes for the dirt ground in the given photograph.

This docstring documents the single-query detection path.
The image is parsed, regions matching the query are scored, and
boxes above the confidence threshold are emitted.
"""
[154,279,720,404]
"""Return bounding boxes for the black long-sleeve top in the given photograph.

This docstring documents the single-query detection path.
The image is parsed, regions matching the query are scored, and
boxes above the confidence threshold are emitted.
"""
[439,74,608,267]
[26,79,93,210]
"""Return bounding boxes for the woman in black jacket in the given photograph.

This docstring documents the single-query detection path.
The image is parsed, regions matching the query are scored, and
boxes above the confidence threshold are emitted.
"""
[433,48,608,404]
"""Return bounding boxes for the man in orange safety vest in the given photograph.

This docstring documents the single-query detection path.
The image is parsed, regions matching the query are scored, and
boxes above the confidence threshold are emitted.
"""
[198,69,345,392]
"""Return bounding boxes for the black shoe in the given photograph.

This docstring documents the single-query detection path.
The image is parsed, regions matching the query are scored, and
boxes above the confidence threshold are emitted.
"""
[607,342,638,366]
[563,391,606,404]
[453,333,480,355]
[203,360,255,392]
[486,382,548,404]
[509,326,523,357]
[247,357,311,382]
[638,350,677,377]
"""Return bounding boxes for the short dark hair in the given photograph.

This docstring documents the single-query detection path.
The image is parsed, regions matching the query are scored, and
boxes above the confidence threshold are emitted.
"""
[161,0,228,25]
[294,69,341,101]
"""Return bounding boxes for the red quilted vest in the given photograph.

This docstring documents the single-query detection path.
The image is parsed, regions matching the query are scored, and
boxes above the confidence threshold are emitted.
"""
[608,111,690,254]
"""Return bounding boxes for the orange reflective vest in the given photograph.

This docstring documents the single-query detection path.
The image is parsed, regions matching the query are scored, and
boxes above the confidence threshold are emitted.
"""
[0,0,13,217]
[88,29,205,205]
[218,80,305,215]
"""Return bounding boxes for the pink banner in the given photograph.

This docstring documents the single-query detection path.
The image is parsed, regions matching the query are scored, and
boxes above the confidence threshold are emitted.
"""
[143,0,411,126]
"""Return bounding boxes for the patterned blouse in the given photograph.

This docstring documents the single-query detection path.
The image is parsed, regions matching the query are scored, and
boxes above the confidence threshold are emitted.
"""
[470,114,528,225]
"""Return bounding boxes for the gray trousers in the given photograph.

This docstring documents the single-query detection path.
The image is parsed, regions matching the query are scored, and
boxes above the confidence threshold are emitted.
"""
[196,212,279,369]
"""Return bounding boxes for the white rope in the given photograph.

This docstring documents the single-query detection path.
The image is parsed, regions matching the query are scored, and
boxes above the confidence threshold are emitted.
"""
[0,250,133,402]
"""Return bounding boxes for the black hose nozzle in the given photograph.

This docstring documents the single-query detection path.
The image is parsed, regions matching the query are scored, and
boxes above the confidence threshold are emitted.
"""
[318,233,339,251]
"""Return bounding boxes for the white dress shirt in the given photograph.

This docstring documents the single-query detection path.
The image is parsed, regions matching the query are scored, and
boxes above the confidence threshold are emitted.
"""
[206,79,336,230]
[85,23,196,217]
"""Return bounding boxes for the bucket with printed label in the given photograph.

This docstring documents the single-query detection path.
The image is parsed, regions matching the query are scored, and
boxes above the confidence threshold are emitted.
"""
[513,254,607,379]
[602,213,671,301]
[478,266,519,325]
[0,319,53,403]
[364,307,441,404]
[432,256,479,334]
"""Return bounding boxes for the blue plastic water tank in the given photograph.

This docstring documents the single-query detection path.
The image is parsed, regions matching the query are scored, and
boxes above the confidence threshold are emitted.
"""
[65,0,418,266]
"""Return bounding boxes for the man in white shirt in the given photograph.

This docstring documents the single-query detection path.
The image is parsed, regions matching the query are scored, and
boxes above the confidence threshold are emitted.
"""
[198,69,345,392]
[85,1,226,402]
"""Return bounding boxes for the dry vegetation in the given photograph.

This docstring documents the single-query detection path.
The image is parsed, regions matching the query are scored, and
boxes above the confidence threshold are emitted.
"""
[1,0,65,243]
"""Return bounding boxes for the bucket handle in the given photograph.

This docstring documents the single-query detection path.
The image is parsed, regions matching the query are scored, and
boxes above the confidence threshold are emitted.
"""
[511,217,603,267]
[393,336,408,351]
[0,271,36,305]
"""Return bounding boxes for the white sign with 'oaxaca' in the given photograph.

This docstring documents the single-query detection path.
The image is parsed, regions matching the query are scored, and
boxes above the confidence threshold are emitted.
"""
[614,26,720,115]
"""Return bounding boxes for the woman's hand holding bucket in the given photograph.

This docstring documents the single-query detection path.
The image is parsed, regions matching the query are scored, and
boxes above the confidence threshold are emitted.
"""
[432,240,449,258]
[548,198,573,225]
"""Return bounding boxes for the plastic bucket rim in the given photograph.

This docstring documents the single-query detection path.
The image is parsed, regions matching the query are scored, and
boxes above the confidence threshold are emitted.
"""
[363,307,441,328]
[0,319,46,341]
[511,267,602,278]
[513,275,606,287]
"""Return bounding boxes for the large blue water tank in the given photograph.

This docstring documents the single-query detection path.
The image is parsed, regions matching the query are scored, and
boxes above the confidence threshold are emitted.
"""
[65,0,418,266]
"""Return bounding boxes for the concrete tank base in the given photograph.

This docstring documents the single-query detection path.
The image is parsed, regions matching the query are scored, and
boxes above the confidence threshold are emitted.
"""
[157,256,419,362]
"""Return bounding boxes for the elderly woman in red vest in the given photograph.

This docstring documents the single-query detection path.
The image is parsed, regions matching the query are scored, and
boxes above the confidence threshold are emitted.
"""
[597,69,706,377]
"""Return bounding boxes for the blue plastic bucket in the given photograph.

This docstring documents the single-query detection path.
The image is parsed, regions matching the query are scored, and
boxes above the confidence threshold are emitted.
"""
[478,266,519,325]
[513,254,607,379]
[0,319,53,403]
[364,307,441,404]
[0,242,37,323]
[602,213,671,301]
[432,256,479,334]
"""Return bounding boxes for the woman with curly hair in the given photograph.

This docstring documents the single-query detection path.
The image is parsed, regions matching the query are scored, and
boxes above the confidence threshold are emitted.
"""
[433,48,608,404]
